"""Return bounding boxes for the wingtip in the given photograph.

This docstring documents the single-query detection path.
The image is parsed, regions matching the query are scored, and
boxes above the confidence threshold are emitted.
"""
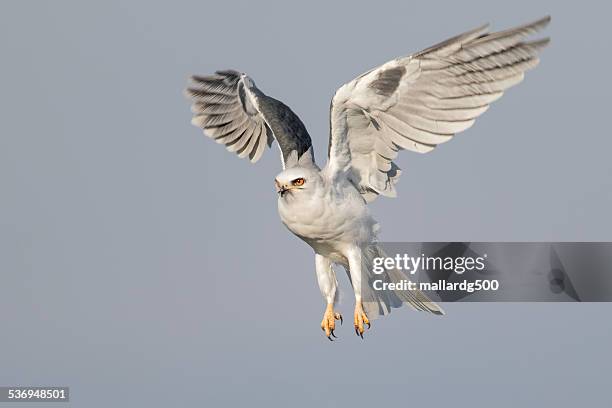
[248,152,263,164]
[539,37,552,47]
[480,22,491,32]
[183,87,196,99]
[530,15,552,29]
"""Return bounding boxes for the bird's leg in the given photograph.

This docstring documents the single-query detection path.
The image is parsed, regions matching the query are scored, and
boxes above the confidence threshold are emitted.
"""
[353,301,370,339]
[346,246,371,338]
[315,254,340,341]
[321,303,343,340]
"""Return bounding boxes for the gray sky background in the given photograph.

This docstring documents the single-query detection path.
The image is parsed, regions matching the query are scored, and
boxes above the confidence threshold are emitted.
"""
[1,0,611,407]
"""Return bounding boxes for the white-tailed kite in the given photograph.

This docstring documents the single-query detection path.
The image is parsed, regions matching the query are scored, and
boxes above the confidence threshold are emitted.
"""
[186,17,550,340]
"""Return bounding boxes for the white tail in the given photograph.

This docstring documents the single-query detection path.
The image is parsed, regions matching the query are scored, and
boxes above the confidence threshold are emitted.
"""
[361,244,445,319]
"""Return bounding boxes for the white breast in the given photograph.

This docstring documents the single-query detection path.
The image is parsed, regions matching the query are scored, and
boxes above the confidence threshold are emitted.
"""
[277,178,378,257]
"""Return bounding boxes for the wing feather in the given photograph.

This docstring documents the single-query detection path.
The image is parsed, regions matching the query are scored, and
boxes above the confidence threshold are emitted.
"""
[238,123,263,159]
[250,124,268,162]
[226,123,256,153]
[327,17,550,202]
[186,70,313,167]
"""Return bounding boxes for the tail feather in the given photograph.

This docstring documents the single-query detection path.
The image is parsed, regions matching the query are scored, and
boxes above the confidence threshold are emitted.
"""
[361,244,445,319]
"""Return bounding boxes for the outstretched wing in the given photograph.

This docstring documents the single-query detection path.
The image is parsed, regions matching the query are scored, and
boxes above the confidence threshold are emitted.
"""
[185,70,314,168]
[327,16,550,202]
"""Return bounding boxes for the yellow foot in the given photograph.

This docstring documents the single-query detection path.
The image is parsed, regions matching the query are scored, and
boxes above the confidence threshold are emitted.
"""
[354,302,370,339]
[320,303,343,341]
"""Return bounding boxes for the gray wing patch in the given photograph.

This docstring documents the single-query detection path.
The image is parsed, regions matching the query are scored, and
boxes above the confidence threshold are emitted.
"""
[368,66,406,96]
[255,94,313,165]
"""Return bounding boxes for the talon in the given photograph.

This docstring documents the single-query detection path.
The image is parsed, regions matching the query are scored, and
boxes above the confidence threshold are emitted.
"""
[321,304,340,341]
[334,313,343,326]
[354,302,369,339]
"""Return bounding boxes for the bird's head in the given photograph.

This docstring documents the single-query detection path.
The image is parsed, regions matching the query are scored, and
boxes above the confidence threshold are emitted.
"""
[274,166,321,198]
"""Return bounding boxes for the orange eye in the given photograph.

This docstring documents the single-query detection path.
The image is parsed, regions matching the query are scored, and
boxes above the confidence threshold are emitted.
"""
[292,178,305,186]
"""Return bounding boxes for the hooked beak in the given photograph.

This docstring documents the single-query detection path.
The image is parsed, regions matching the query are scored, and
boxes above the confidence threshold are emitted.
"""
[275,179,289,197]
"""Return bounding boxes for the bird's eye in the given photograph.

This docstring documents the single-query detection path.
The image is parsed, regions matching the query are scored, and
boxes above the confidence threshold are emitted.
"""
[292,178,305,186]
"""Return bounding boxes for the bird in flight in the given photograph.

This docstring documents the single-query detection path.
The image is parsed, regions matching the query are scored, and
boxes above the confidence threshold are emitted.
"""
[185,17,550,340]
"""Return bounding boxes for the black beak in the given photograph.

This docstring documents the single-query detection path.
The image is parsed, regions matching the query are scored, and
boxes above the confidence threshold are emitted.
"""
[278,186,289,197]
